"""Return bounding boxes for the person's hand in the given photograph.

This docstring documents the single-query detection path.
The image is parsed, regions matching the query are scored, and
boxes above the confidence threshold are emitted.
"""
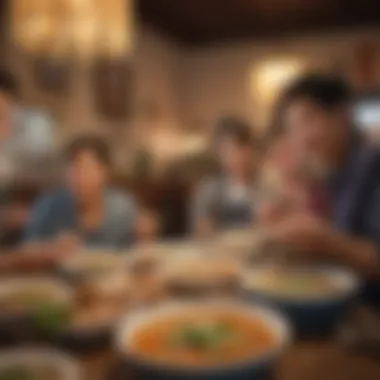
[26,234,81,270]
[135,210,159,243]
[270,212,330,255]
[55,233,82,257]
[256,202,285,225]
[257,193,307,226]
[194,218,215,239]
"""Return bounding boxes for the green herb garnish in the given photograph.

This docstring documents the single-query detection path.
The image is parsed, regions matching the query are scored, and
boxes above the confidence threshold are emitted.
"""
[170,322,236,350]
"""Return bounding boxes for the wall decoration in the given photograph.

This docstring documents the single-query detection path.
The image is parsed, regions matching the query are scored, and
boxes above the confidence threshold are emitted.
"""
[138,99,162,122]
[91,57,133,121]
[250,57,305,128]
[329,55,347,77]
[353,41,378,90]
[33,56,73,95]
[11,0,135,61]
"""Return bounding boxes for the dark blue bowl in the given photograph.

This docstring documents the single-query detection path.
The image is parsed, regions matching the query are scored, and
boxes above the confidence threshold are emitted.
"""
[50,324,113,353]
[243,266,360,335]
[116,300,291,380]
[126,357,276,380]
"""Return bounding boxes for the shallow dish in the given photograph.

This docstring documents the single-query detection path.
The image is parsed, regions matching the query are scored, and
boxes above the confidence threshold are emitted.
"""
[162,256,242,297]
[213,229,266,261]
[0,277,72,325]
[59,250,128,282]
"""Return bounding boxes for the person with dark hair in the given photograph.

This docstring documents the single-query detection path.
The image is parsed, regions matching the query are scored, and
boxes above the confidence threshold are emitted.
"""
[0,68,18,182]
[191,117,259,234]
[0,69,22,250]
[263,73,380,305]
[23,135,139,250]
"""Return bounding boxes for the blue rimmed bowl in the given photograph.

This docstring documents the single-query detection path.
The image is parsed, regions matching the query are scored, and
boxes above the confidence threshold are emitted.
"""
[116,300,291,380]
[243,266,361,335]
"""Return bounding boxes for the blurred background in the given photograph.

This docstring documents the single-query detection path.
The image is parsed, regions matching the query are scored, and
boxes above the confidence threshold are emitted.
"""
[1,0,380,239]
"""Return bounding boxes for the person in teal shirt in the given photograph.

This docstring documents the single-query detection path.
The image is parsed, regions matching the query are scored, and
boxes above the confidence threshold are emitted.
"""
[25,135,138,249]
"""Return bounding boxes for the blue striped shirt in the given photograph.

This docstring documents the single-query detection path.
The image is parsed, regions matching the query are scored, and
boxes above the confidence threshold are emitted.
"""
[328,139,380,304]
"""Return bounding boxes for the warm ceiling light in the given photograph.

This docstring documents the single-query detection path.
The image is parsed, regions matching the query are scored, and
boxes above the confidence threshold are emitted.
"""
[250,58,304,128]
[11,0,135,59]
[252,58,303,105]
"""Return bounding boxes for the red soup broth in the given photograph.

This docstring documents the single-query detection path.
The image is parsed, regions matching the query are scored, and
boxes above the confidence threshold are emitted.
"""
[128,309,277,367]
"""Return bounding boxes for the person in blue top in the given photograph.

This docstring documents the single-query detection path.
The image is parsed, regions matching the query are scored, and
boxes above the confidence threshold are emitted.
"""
[0,135,158,272]
[24,135,138,249]
[263,74,380,305]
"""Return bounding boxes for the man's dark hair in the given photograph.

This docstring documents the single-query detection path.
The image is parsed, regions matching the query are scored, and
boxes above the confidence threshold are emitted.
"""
[270,74,353,138]
[280,73,353,112]
[64,135,111,167]
[0,67,18,97]
[213,116,257,147]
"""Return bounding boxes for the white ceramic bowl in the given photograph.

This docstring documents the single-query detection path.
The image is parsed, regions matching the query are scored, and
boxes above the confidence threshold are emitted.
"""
[116,300,291,379]
[242,266,361,333]
[0,277,73,310]
[243,266,360,303]
[60,250,128,280]
[0,349,80,380]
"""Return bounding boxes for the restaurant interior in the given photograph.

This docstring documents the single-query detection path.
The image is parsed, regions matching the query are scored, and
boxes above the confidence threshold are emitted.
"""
[1,0,380,379]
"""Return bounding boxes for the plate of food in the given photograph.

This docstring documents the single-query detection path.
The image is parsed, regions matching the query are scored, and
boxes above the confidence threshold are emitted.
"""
[0,273,128,351]
[59,250,128,282]
[0,349,80,380]
[0,277,72,335]
[162,256,242,296]
[47,272,130,352]
[213,229,266,261]
[126,241,205,277]
[116,300,291,380]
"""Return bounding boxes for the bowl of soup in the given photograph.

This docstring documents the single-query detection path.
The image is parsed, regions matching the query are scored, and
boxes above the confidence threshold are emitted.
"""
[0,277,72,335]
[0,349,80,380]
[243,266,360,333]
[117,300,291,380]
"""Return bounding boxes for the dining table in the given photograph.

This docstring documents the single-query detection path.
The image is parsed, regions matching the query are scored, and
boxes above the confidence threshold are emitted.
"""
[2,239,380,380]
[80,263,380,380]
[82,338,380,380]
